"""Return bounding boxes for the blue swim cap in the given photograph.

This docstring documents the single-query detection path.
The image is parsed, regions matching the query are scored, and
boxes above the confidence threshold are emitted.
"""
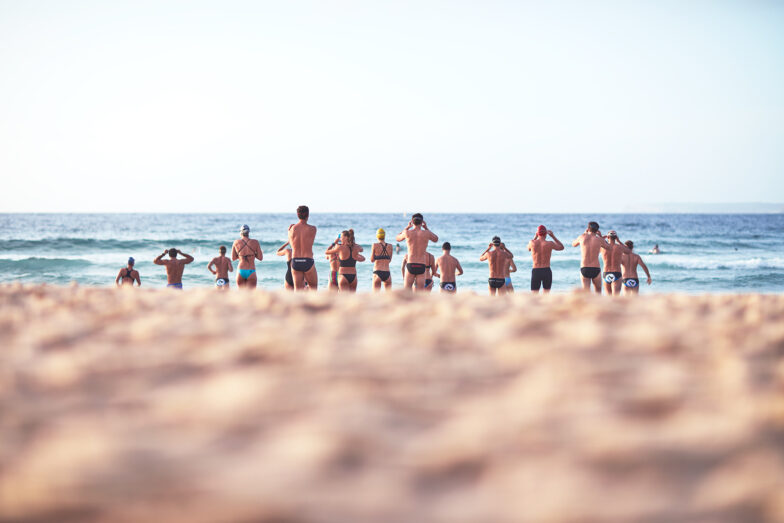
[128,257,135,264]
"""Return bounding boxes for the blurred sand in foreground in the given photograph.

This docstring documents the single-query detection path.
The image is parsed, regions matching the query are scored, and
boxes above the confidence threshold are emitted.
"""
[1,285,784,523]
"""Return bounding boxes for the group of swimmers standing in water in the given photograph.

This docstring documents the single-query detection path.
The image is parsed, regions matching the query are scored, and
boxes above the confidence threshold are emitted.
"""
[116,206,653,296]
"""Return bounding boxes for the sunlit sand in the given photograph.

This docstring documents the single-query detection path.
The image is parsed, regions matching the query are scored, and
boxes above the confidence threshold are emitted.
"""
[1,285,783,522]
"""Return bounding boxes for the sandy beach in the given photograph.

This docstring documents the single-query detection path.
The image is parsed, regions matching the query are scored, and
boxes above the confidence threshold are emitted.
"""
[1,285,784,522]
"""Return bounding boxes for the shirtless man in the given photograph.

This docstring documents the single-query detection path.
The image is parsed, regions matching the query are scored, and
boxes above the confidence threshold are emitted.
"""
[396,213,438,292]
[434,242,463,293]
[115,257,141,287]
[527,225,564,293]
[479,236,513,296]
[154,248,194,289]
[621,240,652,295]
[601,230,632,296]
[287,205,318,291]
[572,221,611,293]
[370,228,393,292]
[232,225,263,289]
[207,246,233,290]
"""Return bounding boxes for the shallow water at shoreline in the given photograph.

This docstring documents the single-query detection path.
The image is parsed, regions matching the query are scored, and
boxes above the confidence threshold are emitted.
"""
[1,213,783,293]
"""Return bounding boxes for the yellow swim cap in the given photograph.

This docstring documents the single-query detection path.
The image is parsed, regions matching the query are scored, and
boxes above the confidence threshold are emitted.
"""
[376,228,386,239]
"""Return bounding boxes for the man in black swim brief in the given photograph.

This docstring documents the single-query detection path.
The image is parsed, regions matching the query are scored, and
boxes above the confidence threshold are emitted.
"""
[488,277,506,289]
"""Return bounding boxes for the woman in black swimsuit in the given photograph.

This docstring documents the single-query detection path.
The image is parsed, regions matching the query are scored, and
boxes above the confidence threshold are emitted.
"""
[370,228,393,292]
[276,242,294,291]
[325,229,365,292]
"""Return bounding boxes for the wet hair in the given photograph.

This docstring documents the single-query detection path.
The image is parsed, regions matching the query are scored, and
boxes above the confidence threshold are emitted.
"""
[412,213,423,225]
[342,229,355,249]
[492,236,501,246]
[588,221,599,232]
[297,205,309,219]
[442,242,451,251]
[625,240,634,250]
[168,248,177,257]
[219,245,227,254]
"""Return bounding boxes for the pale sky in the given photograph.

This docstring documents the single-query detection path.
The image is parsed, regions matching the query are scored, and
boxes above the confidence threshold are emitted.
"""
[1,0,782,213]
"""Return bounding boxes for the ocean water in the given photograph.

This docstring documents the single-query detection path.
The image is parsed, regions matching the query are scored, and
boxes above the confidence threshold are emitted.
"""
[1,213,783,293]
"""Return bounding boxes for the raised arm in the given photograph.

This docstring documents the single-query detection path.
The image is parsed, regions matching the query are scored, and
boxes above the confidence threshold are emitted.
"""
[179,250,194,264]
[276,242,290,256]
[396,222,412,242]
[527,240,534,252]
[549,231,564,251]
[571,234,583,248]
[325,242,341,256]
[354,250,366,262]
[479,246,490,262]
[154,251,167,265]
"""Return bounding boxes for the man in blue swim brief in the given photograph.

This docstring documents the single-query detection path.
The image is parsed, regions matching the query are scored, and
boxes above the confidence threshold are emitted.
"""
[154,248,193,289]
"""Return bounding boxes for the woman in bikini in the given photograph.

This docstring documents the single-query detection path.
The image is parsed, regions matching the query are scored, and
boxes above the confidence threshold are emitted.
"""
[326,234,341,291]
[276,242,294,291]
[370,228,393,292]
[231,224,263,289]
[325,229,365,292]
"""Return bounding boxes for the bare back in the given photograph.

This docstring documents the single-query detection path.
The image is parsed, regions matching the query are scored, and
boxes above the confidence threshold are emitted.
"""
[210,256,232,279]
[529,239,555,268]
[162,259,186,284]
[602,243,626,272]
[437,254,460,281]
[232,237,262,270]
[577,233,605,268]
[486,249,508,278]
[371,241,392,271]
[288,222,317,258]
[621,252,641,279]
[403,228,437,264]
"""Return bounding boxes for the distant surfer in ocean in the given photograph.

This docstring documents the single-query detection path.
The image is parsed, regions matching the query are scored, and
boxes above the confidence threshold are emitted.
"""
[480,236,513,296]
[601,230,632,296]
[621,241,652,295]
[288,205,318,291]
[434,242,463,293]
[370,228,393,292]
[207,246,233,290]
[650,244,661,254]
[527,225,564,294]
[154,248,194,289]
[572,221,611,294]
[115,257,141,287]
[232,225,263,289]
[396,213,438,292]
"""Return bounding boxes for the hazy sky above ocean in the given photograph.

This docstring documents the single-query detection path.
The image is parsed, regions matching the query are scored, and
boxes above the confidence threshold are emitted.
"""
[1,1,782,213]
